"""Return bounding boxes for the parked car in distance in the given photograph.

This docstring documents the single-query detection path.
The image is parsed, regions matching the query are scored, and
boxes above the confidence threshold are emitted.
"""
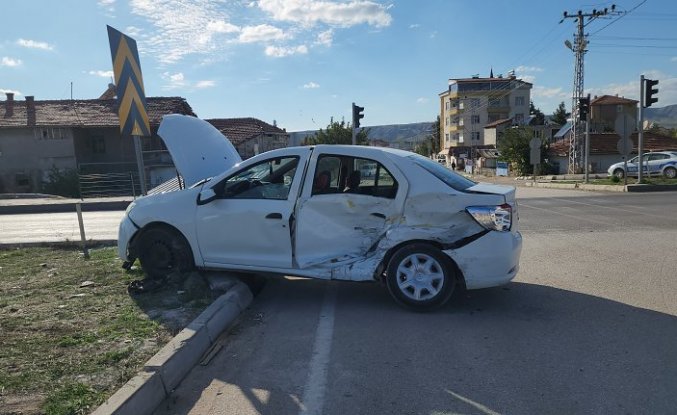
[607,151,677,179]
[118,115,522,311]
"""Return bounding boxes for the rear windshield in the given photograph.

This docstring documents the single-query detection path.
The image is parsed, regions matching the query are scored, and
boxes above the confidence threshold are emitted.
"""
[408,154,476,191]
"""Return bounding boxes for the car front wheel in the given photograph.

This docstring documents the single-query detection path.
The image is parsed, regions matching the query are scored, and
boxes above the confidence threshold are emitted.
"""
[613,169,625,179]
[386,244,456,311]
[664,166,677,179]
[136,227,194,279]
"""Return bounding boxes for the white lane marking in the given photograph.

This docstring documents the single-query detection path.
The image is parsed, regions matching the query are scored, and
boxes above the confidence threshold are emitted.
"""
[518,202,616,226]
[445,389,502,415]
[559,197,674,220]
[299,283,337,415]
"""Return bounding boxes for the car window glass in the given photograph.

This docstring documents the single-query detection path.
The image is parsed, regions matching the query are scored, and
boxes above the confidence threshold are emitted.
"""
[312,156,342,195]
[408,154,476,191]
[349,157,398,199]
[222,156,299,200]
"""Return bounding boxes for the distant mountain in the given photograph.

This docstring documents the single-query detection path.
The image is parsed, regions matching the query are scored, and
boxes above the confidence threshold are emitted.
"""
[645,104,677,128]
[289,121,435,149]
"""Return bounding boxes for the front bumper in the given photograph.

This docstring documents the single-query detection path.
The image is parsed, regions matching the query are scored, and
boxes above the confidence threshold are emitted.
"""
[444,230,522,290]
[117,215,139,260]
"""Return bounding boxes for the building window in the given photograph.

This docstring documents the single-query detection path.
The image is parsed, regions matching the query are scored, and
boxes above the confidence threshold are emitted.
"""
[514,113,524,124]
[515,96,525,106]
[470,98,480,108]
[472,132,480,141]
[458,133,464,143]
[471,115,480,124]
[445,133,450,143]
[91,136,106,154]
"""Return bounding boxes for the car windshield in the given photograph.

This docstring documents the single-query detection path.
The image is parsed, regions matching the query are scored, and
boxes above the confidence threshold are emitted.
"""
[407,154,477,191]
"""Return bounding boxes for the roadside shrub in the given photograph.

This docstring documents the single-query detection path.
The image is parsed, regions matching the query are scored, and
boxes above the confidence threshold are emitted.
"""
[611,175,621,183]
[42,166,80,198]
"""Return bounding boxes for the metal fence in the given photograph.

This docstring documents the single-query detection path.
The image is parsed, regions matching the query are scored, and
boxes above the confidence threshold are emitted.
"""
[79,171,141,198]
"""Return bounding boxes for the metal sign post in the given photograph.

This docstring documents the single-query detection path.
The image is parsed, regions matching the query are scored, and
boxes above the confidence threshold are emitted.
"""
[638,75,644,184]
[107,25,151,195]
[529,137,541,180]
[615,114,635,186]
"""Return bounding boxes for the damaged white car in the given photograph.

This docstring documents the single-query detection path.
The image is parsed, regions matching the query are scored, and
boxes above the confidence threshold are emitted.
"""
[118,115,522,310]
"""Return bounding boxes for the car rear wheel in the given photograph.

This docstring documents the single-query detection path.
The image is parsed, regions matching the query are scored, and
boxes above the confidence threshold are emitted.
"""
[136,227,194,279]
[613,169,625,179]
[386,243,456,311]
[664,166,677,179]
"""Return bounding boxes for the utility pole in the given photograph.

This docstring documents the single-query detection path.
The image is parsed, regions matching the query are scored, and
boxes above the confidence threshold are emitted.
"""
[561,5,622,174]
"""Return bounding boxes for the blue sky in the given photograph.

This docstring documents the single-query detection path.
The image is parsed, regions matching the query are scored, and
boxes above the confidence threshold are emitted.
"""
[1,0,676,131]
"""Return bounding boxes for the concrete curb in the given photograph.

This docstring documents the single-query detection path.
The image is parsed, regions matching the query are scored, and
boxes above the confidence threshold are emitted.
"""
[91,281,254,415]
[524,181,627,192]
[0,240,117,249]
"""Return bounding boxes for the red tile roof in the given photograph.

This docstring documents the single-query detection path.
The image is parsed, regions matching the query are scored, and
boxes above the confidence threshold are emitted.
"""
[0,97,195,128]
[206,118,287,146]
[591,95,638,106]
[549,132,677,156]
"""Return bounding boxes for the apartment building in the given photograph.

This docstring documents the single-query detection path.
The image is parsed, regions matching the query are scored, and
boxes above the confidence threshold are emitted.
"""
[438,74,532,163]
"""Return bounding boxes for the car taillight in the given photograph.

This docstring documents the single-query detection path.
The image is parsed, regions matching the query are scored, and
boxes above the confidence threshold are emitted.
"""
[465,203,512,232]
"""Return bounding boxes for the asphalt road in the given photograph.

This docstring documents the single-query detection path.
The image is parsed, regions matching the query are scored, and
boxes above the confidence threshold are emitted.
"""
[153,189,677,415]
[0,210,123,244]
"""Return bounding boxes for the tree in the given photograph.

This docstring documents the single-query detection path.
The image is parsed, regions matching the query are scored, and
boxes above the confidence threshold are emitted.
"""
[552,101,568,125]
[414,116,441,157]
[529,101,545,125]
[303,120,369,145]
[497,126,547,176]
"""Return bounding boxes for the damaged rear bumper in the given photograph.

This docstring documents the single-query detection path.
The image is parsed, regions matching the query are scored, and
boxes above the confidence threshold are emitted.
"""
[444,230,522,290]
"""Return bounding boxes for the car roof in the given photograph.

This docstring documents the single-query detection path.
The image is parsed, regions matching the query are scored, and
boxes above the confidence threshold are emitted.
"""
[296,144,415,158]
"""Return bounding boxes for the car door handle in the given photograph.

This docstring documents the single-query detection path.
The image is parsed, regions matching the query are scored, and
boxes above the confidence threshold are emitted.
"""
[370,212,386,219]
[266,213,283,219]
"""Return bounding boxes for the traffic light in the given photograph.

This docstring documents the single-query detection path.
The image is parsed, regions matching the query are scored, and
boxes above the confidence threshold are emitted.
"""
[644,78,659,108]
[352,103,364,128]
[578,96,590,121]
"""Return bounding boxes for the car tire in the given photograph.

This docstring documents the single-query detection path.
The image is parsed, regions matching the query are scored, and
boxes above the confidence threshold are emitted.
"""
[385,243,456,311]
[664,166,677,179]
[136,227,194,279]
[613,169,625,179]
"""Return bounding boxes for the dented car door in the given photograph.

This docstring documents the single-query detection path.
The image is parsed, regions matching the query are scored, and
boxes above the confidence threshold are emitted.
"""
[293,149,408,269]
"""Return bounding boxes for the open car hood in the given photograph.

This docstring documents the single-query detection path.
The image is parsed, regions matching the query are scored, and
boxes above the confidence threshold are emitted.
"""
[157,114,242,186]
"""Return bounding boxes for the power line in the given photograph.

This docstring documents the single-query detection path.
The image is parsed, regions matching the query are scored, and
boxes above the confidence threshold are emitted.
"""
[589,0,648,37]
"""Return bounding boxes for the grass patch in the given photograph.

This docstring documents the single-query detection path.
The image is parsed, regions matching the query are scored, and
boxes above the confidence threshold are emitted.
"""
[589,176,677,186]
[0,247,214,414]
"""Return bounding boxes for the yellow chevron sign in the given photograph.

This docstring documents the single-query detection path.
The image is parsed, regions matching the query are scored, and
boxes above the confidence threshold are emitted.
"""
[107,25,150,137]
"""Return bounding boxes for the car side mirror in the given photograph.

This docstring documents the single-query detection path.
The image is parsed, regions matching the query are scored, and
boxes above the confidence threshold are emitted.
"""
[197,188,217,205]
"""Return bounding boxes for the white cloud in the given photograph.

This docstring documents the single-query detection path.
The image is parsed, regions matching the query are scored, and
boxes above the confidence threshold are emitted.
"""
[1,57,22,67]
[98,0,115,13]
[532,86,568,99]
[88,70,114,78]
[515,65,543,73]
[238,24,289,43]
[207,21,241,34]
[257,0,392,28]
[585,70,677,106]
[416,97,429,104]
[265,45,308,57]
[129,0,240,63]
[195,80,216,88]
[125,26,143,37]
[671,57,677,62]
[161,71,186,89]
[315,29,333,47]
[0,88,21,96]
[409,24,420,29]
[303,81,320,88]
[520,75,536,84]
[17,38,54,51]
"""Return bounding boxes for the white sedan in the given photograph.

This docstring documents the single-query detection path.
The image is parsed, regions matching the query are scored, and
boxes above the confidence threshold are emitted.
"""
[119,115,522,310]
[607,151,677,179]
